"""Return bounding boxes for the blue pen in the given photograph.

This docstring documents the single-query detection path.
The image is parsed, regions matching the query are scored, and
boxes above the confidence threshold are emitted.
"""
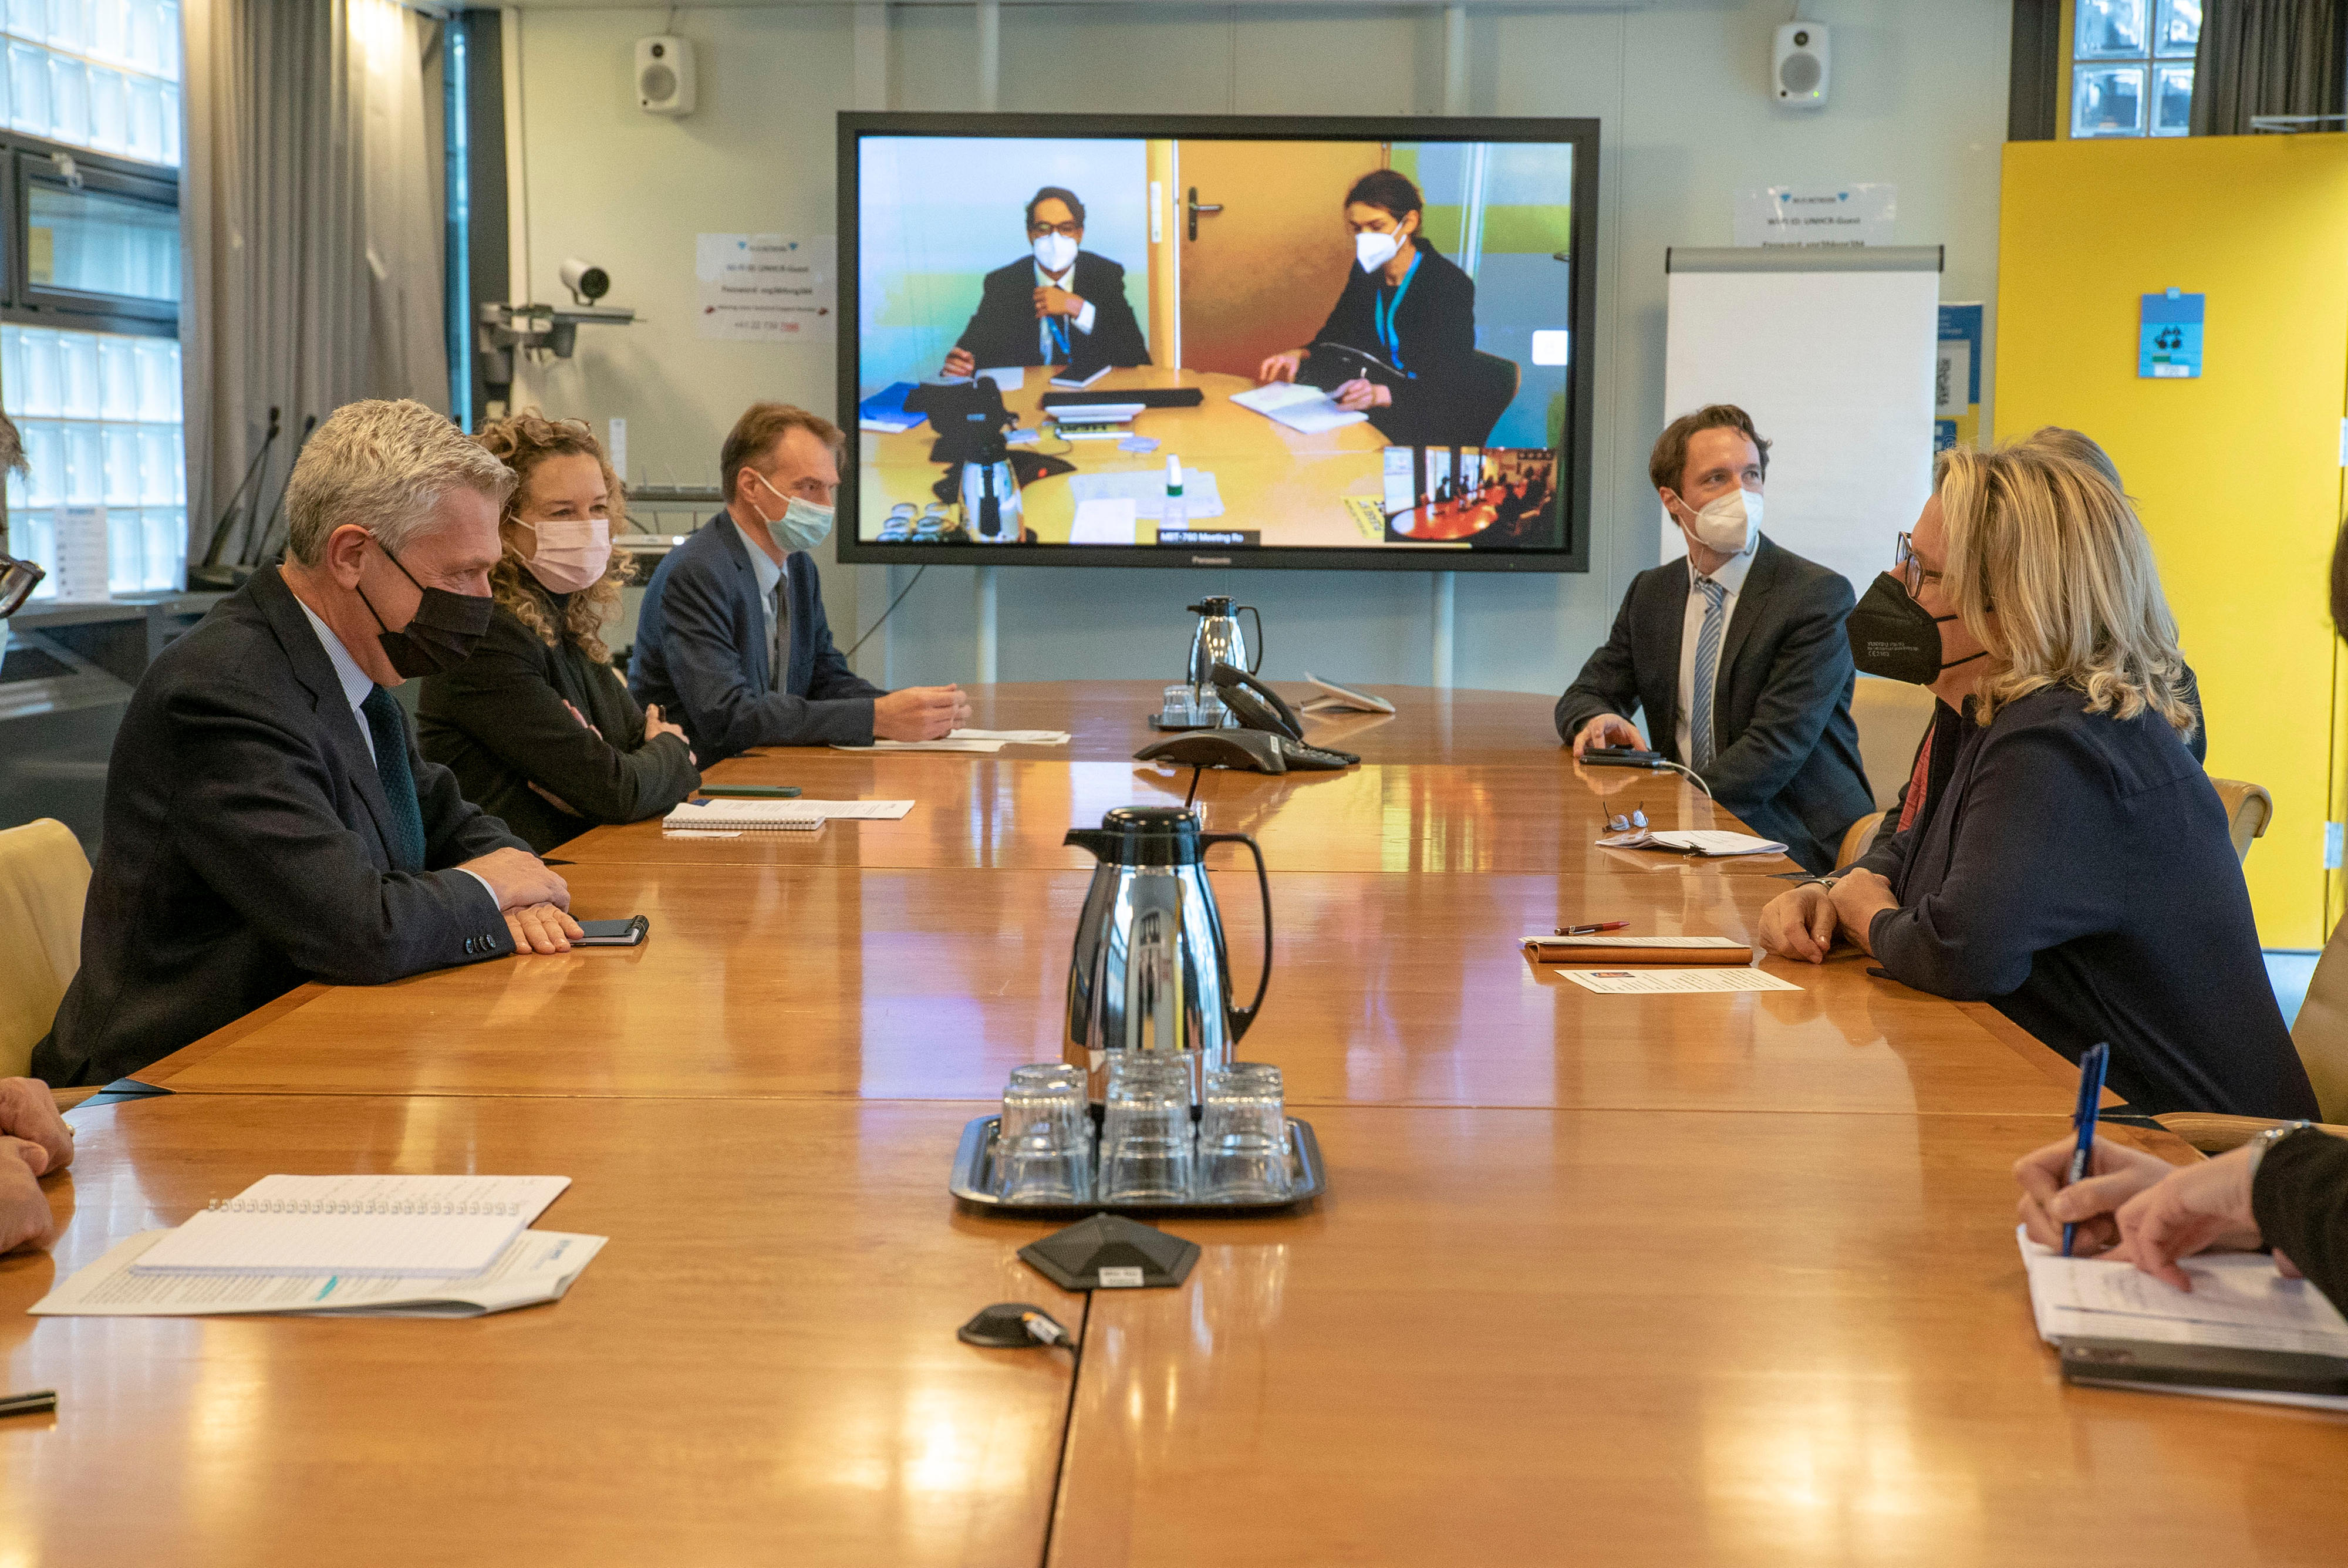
[2060,1041,2112,1257]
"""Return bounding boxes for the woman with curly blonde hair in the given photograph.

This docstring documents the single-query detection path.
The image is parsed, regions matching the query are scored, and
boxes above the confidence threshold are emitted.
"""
[1758,438,2316,1119]
[419,412,697,852]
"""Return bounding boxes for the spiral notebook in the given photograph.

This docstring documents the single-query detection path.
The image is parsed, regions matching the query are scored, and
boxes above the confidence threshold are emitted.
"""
[129,1174,570,1277]
[663,798,825,832]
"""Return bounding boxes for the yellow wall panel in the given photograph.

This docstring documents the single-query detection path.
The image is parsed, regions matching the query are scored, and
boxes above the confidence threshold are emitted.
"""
[1996,135,2348,947]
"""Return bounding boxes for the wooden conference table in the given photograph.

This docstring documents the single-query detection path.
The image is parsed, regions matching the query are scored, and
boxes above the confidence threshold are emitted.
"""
[4,683,2341,1565]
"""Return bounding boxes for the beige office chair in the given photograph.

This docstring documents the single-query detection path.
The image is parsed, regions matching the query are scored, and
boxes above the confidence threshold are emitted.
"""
[0,818,90,1078]
[1848,677,1937,812]
[2157,906,2348,1152]
[2207,777,2273,864]
[1835,810,1887,871]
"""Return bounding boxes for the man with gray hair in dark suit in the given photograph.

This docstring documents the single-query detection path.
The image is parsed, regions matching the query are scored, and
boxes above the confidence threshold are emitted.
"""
[35,399,578,1088]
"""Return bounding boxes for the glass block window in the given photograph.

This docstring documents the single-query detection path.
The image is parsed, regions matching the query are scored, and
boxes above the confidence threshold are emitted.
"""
[4,323,185,596]
[1,0,181,168]
[2074,0,2201,139]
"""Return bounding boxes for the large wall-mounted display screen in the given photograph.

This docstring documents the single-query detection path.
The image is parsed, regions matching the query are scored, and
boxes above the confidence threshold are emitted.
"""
[836,113,1597,572]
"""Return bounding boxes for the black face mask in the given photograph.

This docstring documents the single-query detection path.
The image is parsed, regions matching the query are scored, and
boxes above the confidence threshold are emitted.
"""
[1845,571,1985,686]
[356,538,493,678]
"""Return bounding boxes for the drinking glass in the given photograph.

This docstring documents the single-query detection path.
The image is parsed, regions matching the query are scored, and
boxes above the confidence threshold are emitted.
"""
[997,1067,1090,1204]
[1201,1063,1290,1202]
[1100,1057,1196,1202]
[1160,683,1196,726]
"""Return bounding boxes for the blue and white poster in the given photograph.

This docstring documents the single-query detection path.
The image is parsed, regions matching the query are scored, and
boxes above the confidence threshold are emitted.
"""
[2138,289,2203,379]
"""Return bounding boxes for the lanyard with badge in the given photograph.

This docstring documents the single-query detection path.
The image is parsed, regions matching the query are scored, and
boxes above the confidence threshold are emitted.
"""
[1372,251,1422,375]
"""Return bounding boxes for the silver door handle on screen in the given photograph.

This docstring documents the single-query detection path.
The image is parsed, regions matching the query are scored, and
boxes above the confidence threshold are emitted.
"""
[1187,187,1224,241]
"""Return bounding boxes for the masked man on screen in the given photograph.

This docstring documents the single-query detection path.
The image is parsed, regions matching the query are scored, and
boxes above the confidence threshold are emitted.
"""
[1551,403,1873,874]
[629,403,970,761]
[940,187,1151,379]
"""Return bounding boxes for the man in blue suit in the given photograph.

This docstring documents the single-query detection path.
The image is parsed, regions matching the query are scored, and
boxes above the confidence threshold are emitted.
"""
[630,403,967,760]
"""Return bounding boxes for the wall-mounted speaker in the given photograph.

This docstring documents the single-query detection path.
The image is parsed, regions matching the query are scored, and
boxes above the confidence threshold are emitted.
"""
[1773,22,1829,109]
[635,35,696,117]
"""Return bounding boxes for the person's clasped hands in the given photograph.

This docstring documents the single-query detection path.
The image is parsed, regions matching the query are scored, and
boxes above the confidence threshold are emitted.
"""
[1,1076,75,1255]
[2013,1132,2283,1291]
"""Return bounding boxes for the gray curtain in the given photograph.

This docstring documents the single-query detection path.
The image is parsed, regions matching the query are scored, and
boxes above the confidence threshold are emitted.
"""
[2191,0,2348,134]
[181,0,448,565]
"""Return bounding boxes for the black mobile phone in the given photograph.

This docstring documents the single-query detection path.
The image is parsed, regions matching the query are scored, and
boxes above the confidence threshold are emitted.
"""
[1582,747,1667,769]
[573,916,650,947]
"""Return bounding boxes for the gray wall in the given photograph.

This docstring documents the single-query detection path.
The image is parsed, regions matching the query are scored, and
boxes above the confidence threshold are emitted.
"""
[505,0,2009,694]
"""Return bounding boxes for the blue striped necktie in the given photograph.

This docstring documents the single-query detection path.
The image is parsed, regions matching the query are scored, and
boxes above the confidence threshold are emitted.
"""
[1691,576,1728,771]
[359,685,427,874]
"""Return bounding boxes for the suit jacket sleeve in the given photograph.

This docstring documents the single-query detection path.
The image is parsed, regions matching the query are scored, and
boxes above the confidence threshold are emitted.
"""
[953,267,1033,368]
[1701,571,1858,808]
[168,675,515,986]
[426,615,700,825]
[1078,259,1150,366]
[2253,1129,2348,1317]
[659,551,878,751]
[1554,581,1647,743]
[1865,723,2121,1000]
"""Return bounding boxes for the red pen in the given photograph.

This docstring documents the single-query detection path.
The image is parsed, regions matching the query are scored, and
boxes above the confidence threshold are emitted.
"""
[1554,921,1631,936]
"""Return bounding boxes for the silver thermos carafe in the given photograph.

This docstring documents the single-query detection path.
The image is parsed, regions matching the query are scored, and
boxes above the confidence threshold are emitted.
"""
[1062,806,1273,1106]
[1185,596,1263,690]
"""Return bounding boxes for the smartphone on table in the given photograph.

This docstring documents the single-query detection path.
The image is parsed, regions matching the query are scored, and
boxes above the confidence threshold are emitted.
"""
[573,916,650,947]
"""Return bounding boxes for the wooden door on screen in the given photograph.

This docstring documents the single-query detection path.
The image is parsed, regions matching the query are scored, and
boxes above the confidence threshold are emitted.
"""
[1175,139,1386,378]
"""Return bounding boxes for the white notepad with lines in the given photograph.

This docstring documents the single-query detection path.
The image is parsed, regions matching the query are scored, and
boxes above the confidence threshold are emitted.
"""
[664,798,825,831]
[130,1174,570,1277]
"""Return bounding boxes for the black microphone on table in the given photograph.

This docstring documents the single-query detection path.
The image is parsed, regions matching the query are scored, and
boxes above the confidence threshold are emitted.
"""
[251,413,319,568]
[188,405,280,589]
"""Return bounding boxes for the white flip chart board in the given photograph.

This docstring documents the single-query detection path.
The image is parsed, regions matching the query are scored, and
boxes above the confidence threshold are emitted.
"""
[1659,246,1942,594]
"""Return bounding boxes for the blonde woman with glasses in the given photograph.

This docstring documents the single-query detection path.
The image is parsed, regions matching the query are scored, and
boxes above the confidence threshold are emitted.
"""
[419,412,699,853]
[1758,441,2317,1120]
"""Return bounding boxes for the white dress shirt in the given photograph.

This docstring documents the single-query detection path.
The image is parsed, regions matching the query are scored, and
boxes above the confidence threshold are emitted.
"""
[294,598,500,909]
[1672,532,1760,767]
[1034,261,1097,362]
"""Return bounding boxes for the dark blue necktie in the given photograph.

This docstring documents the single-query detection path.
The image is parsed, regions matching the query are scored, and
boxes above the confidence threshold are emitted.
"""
[359,686,427,874]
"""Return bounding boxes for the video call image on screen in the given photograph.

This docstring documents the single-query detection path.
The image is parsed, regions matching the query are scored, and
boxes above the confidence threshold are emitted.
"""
[853,134,1576,554]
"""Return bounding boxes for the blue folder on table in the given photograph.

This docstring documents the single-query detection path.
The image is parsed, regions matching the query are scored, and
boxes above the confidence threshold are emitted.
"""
[858,382,925,433]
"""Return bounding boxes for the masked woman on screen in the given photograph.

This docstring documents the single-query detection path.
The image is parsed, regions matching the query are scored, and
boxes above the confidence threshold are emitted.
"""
[1255,169,1480,447]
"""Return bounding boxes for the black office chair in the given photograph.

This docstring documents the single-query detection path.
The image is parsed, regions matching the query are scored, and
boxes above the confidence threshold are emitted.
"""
[1455,351,1522,448]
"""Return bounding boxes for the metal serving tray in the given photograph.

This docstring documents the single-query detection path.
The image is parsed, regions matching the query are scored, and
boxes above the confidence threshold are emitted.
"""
[949,1114,1326,1214]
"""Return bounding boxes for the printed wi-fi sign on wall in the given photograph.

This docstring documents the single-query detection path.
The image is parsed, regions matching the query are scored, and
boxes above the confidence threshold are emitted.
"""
[2139,288,2204,380]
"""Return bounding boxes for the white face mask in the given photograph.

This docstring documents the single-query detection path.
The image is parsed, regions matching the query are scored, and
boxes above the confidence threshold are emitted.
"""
[1675,487,1762,554]
[1354,229,1403,273]
[1033,232,1078,275]
[513,517,612,594]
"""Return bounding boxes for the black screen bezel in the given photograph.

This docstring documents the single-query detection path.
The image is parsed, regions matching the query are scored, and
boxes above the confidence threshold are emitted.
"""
[835,110,1598,574]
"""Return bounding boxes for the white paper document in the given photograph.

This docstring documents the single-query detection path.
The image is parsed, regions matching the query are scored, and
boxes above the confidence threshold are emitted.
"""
[35,1229,606,1319]
[1070,497,1138,545]
[2019,1228,2348,1358]
[664,799,912,829]
[130,1174,570,1277]
[838,730,1069,753]
[1556,967,1797,994]
[1598,828,1790,857]
[1065,470,1226,521]
[1230,381,1369,434]
[977,366,1024,391]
